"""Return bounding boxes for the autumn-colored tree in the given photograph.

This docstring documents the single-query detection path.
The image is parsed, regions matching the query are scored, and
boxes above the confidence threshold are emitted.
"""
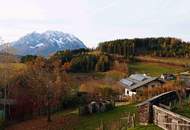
[63,62,71,72]
[79,79,122,102]
[9,56,71,121]
[0,43,19,120]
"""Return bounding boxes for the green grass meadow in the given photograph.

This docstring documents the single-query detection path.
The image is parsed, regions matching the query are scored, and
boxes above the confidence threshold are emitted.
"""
[128,62,185,76]
[60,104,162,130]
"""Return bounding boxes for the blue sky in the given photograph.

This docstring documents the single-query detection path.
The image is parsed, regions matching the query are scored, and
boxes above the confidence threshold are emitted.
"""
[0,0,189,47]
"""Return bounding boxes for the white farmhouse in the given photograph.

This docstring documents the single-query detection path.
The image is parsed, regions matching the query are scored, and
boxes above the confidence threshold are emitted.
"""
[120,74,164,96]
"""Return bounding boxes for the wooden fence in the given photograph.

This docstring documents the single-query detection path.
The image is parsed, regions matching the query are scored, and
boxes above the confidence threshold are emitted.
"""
[153,105,190,130]
[96,113,136,130]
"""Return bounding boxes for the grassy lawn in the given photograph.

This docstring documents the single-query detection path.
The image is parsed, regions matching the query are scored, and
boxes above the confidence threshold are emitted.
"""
[128,62,185,76]
[128,124,162,130]
[173,98,190,118]
[73,104,137,130]
[72,104,162,130]
[174,104,190,118]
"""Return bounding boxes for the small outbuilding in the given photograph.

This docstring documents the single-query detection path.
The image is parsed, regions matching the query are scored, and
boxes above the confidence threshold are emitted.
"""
[160,73,176,81]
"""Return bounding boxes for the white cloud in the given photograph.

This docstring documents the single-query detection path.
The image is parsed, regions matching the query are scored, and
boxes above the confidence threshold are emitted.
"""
[0,0,45,20]
[0,0,190,47]
[90,0,119,16]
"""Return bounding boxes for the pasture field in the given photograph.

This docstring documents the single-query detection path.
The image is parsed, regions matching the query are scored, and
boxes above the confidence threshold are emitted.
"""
[136,56,190,67]
[128,62,186,76]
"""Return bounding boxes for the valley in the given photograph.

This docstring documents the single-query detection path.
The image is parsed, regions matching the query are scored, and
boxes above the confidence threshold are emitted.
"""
[1,37,190,130]
[1,1,190,129]
[1,54,189,130]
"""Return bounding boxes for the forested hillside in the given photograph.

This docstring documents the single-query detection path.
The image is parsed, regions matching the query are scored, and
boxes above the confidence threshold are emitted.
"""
[98,37,190,58]
[21,49,113,73]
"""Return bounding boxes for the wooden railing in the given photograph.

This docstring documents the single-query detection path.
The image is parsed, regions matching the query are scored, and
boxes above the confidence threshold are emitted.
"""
[153,105,190,130]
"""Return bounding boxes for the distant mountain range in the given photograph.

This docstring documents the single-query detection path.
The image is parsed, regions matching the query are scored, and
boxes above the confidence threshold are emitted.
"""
[0,31,87,56]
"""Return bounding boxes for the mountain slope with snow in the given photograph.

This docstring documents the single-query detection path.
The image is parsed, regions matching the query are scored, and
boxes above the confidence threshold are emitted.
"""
[11,31,87,56]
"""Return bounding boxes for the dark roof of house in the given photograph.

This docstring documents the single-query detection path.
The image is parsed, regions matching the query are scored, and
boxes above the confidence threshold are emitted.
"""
[120,74,163,91]
[136,91,176,106]
[162,73,175,77]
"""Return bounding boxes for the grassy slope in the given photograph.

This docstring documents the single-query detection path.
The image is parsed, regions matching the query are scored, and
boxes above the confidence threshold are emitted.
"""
[174,104,190,118]
[128,62,185,76]
[173,98,190,118]
[128,124,162,130]
[6,104,162,130]
[74,105,136,130]
[136,56,190,67]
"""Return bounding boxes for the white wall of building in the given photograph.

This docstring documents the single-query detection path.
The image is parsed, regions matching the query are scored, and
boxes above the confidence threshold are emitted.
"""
[124,89,136,96]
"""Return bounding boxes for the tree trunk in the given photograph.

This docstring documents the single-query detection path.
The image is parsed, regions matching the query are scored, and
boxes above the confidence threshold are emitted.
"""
[47,100,51,122]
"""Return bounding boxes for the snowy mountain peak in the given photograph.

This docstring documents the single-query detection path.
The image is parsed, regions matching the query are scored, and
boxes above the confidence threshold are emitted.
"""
[11,31,87,56]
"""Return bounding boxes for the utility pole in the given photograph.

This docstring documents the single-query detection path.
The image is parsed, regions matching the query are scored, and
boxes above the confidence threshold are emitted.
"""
[3,42,9,120]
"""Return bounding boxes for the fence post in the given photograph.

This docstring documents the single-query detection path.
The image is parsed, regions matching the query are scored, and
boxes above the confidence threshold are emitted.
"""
[131,114,135,128]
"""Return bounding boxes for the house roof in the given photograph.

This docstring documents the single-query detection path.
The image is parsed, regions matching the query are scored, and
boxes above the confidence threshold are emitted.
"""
[120,74,161,91]
[136,91,176,107]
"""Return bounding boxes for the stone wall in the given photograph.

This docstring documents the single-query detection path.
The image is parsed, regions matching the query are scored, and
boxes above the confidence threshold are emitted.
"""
[137,102,151,125]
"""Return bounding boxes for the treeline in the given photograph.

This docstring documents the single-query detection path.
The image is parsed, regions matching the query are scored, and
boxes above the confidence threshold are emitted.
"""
[21,48,113,73]
[98,37,190,58]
